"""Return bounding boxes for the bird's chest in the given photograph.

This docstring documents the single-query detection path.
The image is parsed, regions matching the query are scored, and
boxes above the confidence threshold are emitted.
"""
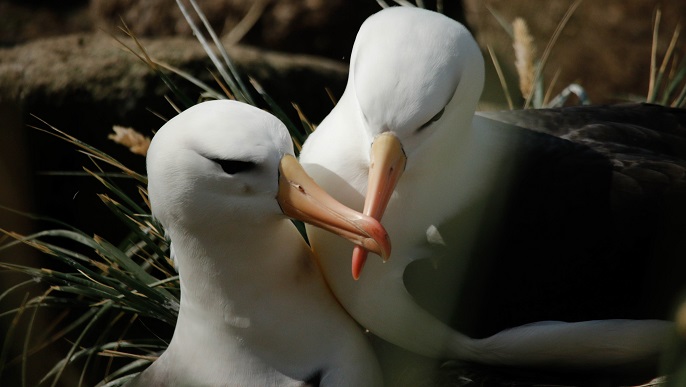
[319,158,369,211]
[385,163,489,234]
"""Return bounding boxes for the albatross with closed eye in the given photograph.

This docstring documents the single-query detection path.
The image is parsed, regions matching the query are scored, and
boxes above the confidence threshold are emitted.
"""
[299,6,680,377]
[127,99,387,386]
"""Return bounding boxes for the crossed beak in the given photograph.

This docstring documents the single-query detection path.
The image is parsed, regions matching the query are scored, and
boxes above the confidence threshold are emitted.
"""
[277,154,391,266]
[351,132,407,279]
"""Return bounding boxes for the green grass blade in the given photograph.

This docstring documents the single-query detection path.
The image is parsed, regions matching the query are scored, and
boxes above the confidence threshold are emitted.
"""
[155,61,227,101]
[45,303,112,387]
[249,78,305,147]
[0,293,29,382]
[174,0,250,103]
[0,280,37,305]
[186,0,256,104]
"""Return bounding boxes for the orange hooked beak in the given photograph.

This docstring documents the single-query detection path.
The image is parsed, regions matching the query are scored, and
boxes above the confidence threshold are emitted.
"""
[351,132,407,280]
[277,154,391,263]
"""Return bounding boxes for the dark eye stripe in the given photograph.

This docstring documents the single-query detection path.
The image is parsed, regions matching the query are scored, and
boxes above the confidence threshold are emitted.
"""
[212,159,257,175]
[417,107,445,132]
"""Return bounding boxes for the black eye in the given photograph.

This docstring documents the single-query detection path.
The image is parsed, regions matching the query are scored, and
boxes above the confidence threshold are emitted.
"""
[212,159,257,175]
[417,107,445,132]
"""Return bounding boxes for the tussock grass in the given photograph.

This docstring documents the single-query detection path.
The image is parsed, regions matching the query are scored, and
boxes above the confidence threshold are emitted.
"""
[486,0,589,109]
[647,10,686,108]
[0,0,318,383]
[0,125,177,385]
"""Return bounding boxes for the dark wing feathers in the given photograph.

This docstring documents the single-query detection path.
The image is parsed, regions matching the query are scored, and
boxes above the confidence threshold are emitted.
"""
[479,103,686,203]
[433,104,686,337]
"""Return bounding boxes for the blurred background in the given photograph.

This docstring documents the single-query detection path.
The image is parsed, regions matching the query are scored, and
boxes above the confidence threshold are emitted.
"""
[0,0,685,385]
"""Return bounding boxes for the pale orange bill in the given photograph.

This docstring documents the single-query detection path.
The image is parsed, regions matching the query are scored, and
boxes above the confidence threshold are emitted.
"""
[351,132,407,280]
[277,154,391,265]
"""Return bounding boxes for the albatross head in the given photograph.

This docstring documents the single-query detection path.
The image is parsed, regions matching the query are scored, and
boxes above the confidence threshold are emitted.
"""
[350,6,484,156]
[345,7,485,277]
[146,99,390,260]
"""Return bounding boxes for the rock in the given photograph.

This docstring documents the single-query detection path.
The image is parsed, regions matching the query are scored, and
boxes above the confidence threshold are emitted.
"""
[89,0,384,59]
[0,31,348,123]
[0,1,90,46]
[0,31,347,236]
[3,0,383,59]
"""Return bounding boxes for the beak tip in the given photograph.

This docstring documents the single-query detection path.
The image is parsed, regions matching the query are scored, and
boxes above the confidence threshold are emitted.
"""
[351,245,369,280]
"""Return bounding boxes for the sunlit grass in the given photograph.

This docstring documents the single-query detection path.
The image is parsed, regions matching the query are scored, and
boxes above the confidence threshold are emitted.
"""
[486,2,685,110]
[486,0,589,109]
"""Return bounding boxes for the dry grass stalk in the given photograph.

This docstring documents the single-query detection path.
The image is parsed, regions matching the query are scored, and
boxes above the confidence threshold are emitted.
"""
[224,0,269,45]
[677,299,686,338]
[648,10,661,101]
[487,45,514,109]
[108,126,151,156]
[523,0,583,108]
[513,17,536,101]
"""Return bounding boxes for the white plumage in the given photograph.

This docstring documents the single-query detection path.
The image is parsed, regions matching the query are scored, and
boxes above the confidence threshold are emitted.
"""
[130,100,385,386]
[299,6,674,372]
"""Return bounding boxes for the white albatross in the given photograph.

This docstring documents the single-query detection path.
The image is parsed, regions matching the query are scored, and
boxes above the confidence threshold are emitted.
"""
[299,6,677,373]
[127,99,386,386]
